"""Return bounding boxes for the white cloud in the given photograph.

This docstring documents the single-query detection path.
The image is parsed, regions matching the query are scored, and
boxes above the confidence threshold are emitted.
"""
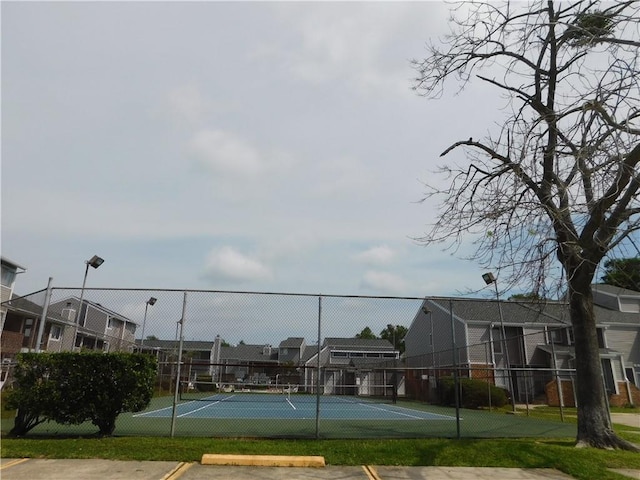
[360,270,407,294]
[308,155,377,197]
[167,84,209,124]
[204,246,272,284]
[354,245,396,265]
[188,129,264,176]
[264,3,446,94]
[188,128,297,180]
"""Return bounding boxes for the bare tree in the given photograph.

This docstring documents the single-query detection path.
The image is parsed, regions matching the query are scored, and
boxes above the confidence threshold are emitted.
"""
[413,1,640,450]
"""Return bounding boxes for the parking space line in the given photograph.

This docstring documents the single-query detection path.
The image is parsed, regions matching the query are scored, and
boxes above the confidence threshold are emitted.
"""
[362,465,382,480]
[0,458,30,470]
[161,461,194,480]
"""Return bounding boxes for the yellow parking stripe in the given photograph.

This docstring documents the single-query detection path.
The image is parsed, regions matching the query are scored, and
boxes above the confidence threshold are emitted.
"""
[162,461,194,480]
[0,458,30,470]
[362,465,382,480]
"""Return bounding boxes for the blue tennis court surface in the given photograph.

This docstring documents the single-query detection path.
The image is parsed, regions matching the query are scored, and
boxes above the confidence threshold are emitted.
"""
[134,393,456,420]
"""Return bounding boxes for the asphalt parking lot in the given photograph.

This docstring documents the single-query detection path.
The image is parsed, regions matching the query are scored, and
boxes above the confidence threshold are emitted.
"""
[0,459,583,480]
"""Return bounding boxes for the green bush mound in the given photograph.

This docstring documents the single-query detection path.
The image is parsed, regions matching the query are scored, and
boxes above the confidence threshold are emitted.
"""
[438,376,507,409]
[5,352,156,437]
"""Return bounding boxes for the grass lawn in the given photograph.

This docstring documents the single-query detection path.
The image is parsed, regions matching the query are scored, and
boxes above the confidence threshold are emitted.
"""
[2,436,640,480]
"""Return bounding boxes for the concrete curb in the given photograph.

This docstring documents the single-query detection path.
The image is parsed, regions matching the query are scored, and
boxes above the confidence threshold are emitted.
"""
[201,454,326,467]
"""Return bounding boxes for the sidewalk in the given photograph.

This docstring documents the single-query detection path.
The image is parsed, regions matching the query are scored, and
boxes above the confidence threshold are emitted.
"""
[611,413,640,429]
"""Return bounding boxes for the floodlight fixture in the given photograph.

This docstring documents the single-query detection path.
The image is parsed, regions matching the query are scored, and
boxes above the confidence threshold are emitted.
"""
[482,272,496,285]
[87,255,104,269]
[140,297,158,347]
[72,254,104,350]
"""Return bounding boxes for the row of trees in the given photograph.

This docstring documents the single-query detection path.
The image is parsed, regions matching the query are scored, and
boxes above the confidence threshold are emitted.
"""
[356,324,408,353]
[601,257,640,292]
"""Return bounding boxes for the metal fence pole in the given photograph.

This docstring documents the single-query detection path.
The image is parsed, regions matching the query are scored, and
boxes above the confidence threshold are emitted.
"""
[34,277,53,352]
[485,340,492,412]
[315,295,322,439]
[450,299,460,439]
[550,337,565,422]
[170,291,187,437]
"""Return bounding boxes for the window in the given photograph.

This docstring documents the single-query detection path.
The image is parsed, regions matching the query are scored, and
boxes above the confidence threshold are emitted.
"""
[1,268,16,287]
[50,325,62,340]
[331,352,347,358]
[107,318,116,329]
[601,359,616,395]
[625,367,636,386]
[23,318,33,338]
[492,327,503,354]
[547,328,565,345]
[79,305,87,327]
[596,329,606,349]
[349,352,363,358]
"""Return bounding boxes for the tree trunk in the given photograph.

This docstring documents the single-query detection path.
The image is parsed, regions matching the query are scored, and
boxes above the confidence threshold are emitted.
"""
[9,409,46,437]
[93,414,117,436]
[569,280,639,451]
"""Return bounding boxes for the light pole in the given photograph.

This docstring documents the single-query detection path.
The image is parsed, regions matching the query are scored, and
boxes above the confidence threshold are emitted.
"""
[482,272,516,411]
[72,255,104,350]
[140,297,157,348]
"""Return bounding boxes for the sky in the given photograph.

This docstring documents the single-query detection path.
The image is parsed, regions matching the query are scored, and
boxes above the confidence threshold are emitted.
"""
[2,1,510,343]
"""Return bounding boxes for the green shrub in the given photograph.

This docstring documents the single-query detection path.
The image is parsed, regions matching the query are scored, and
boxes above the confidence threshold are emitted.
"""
[5,352,156,436]
[437,376,507,409]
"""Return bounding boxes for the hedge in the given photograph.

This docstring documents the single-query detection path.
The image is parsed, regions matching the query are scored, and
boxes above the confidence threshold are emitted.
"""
[5,352,156,436]
[437,376,508,409]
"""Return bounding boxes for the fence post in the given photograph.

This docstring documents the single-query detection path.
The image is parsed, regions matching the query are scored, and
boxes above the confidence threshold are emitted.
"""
[485,341,492,412]
[170,291,188,437]
[315,295,322,439]
[34,277,53,352]
[450,299,460,439]
[550,338,564,422]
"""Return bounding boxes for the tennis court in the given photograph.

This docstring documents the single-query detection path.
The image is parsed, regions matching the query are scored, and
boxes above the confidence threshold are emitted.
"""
[134,391,456,421]
[1,392,578,439]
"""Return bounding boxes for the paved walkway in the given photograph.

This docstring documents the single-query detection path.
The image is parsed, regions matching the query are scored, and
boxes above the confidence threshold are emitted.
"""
[611,413,640,429]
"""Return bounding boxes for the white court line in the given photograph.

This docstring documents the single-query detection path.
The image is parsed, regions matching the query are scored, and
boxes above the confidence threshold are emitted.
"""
[355,403,429,420]
[286,397,297,410]
[133,401,198,417]
[375,403,458,420]
[325,396,457,420]
[134,394,237,417]
[178,401,222,417]
[175,394,238,417]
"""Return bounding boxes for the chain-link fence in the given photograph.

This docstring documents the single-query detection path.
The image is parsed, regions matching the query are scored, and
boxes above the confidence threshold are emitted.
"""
[1,287,590,439]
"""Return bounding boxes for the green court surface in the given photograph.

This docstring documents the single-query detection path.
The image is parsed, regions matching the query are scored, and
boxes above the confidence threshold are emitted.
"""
[1,395,577,439]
